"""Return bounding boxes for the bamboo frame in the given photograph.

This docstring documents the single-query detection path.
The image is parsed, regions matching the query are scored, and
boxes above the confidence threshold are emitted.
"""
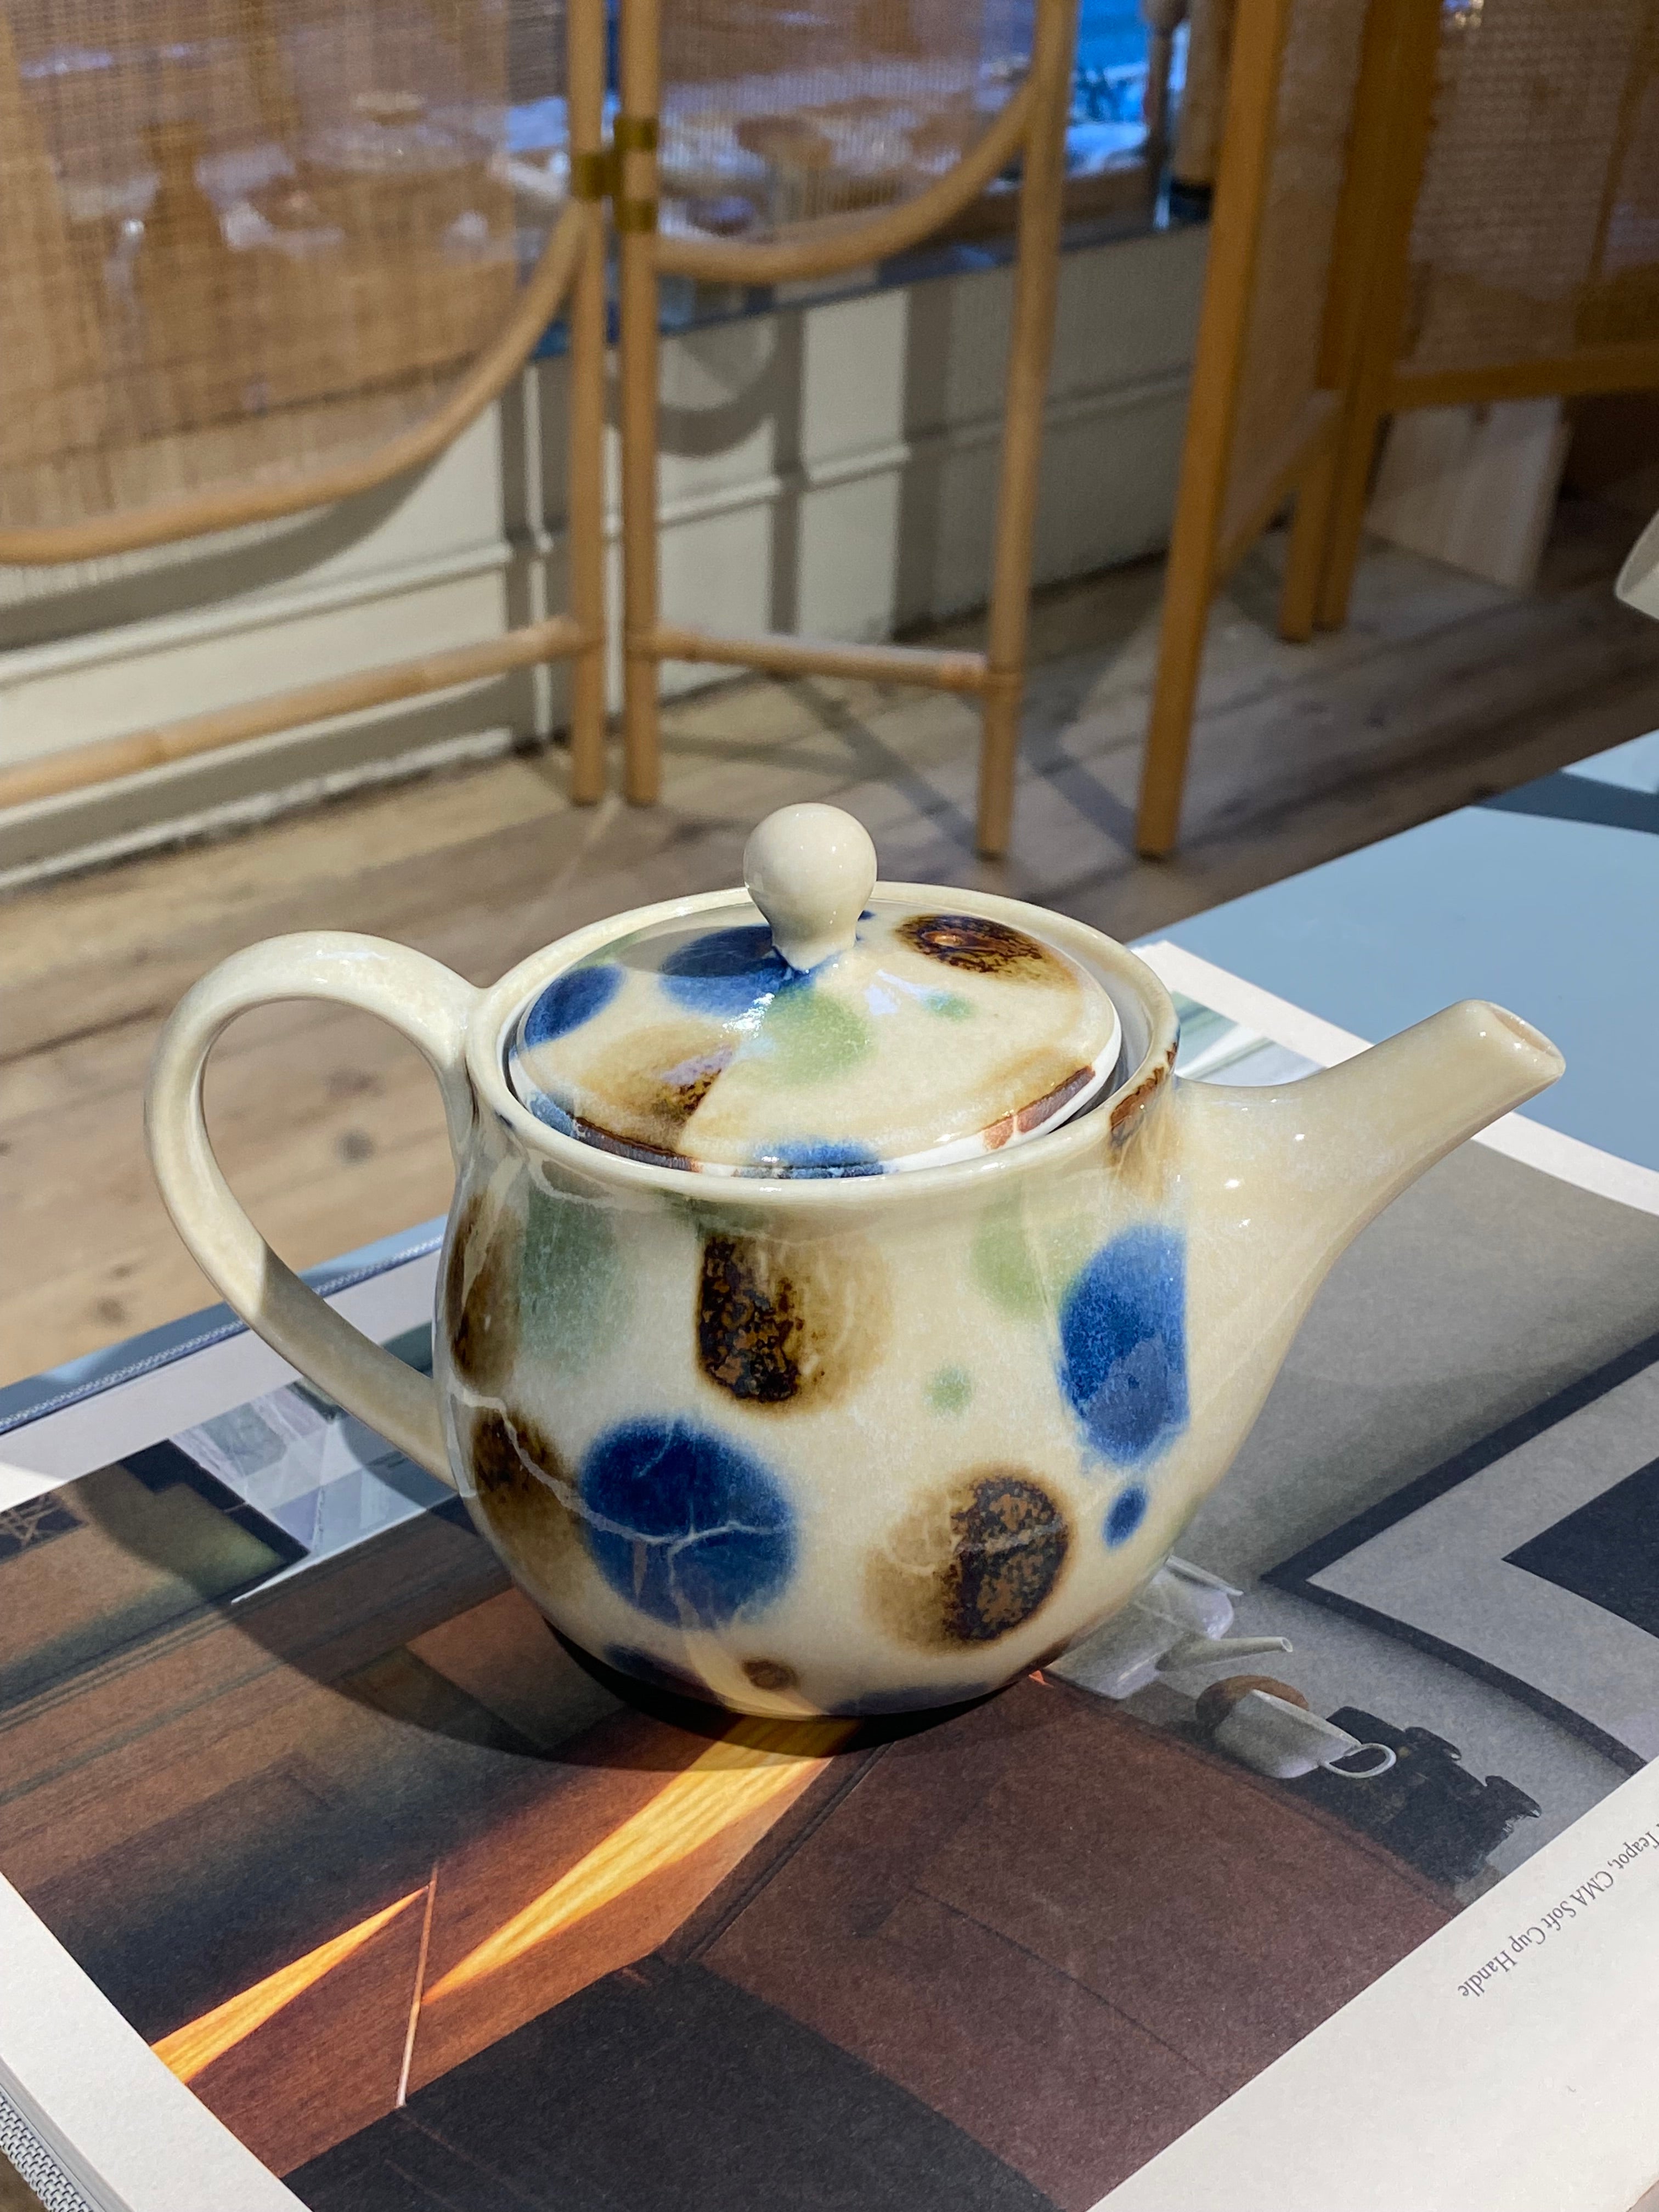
[618,0,1081,855]
[2,0,609,813]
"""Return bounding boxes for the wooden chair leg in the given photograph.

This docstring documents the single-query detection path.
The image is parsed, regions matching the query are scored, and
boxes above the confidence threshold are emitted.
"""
[1277,432,1339,642]
[565,0,608,802]
[1308,2,1441,633]
[618,0,662,805]
[975,0,1079,859]
[1132,0,1296,855]
[1135,549,1216,857]
[1313,400,1383,631]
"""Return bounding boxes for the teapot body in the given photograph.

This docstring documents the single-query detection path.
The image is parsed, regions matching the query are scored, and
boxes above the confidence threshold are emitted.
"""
[437,1032,1259,1719]
[146,873,1565,1722]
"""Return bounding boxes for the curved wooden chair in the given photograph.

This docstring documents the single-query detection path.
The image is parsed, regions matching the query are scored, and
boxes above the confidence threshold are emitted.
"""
[0,0,608,811]
[614,0,1081,856]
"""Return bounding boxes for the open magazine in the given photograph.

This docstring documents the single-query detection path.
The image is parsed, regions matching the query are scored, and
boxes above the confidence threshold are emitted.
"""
[3,945,1659,2212]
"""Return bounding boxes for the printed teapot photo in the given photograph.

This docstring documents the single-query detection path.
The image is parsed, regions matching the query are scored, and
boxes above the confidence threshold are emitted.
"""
[146,804,1563,1717]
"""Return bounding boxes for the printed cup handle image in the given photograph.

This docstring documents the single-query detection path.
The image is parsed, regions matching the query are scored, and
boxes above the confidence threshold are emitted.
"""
[1214,1691,1398,1782]
[146,932,478,1486]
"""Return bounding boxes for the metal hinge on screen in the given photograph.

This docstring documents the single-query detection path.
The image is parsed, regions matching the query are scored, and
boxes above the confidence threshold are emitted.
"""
[571,115,658,232]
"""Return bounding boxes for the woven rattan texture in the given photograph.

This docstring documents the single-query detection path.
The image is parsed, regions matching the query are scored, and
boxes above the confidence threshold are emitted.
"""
[1221,0,1365,540]
[1,0,568,534]
[1404,0,1659,374]
[656,0,1032,245]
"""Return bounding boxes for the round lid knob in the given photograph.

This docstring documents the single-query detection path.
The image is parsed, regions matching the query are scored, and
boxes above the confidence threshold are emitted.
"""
[743,804,877,973]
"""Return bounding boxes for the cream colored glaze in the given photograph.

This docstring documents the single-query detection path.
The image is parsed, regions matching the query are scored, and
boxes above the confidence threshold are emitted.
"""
[145,877,1564,1718]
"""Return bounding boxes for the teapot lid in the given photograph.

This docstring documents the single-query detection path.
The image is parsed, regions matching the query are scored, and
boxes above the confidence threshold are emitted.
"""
[505,805,1122,1176]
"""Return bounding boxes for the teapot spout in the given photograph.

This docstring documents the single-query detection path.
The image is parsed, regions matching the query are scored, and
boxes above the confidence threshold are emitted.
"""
[1182,999,1564,1324]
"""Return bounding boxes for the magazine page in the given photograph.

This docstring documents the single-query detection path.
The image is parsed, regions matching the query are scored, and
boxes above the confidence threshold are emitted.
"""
[3,970,1658,2212]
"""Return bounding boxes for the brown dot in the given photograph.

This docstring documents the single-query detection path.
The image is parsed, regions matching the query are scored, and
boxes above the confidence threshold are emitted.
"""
[566,1021,732,1154]
[697,1232,889,1409]
[742,1658,798,1692]
[467,1406,583,1588]
[337,1128,375,1164]
[868,1466,1070,1651]
[897,912,1065,980]
[1015,1064,1094,1132]
[445,1190,523,1393]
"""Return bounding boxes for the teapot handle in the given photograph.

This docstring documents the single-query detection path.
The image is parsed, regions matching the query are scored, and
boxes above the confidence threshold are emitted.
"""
[145,932,480,1486]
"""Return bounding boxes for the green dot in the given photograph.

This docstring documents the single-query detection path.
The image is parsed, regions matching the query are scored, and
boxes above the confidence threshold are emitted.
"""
[924,991,973,1021]
[521,1184,631,1375]
[928,1364,973,1414]
[755,986,873,1085]
[972,1198,1045,1318]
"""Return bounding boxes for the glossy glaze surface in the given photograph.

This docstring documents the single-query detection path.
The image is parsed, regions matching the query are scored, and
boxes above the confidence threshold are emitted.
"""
[148,879,1564,1717]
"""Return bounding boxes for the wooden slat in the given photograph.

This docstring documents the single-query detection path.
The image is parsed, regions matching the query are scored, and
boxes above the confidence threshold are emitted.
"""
[0,616,588,811]
[1216,390,1340,578]
[651,624,989,693]
[1389,342,1659,411]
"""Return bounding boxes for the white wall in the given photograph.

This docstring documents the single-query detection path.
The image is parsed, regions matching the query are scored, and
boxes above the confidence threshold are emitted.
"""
[0,223,1205,881]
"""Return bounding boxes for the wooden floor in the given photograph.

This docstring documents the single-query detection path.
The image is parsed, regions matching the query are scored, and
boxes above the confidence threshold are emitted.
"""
[6,498,1659,1388]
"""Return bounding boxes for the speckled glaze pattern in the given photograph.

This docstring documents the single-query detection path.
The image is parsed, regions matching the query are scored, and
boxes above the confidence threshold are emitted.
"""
[146,882,1565,1719]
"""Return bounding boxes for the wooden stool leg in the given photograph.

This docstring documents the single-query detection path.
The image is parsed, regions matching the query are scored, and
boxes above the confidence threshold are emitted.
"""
[1135,547,1216,857]
[1313,399,1383,631]
[1311,1,1442,632]
[1277,433,1339,642]
[1132,0,1296,855]
[618,0,662,805]
[565,0,607,802]
[975,0,1079,859]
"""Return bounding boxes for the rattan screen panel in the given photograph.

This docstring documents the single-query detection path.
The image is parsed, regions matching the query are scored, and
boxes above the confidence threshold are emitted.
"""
[657,0,1033,250]
[1221,0,1365,544]
[1,0,573,538]
[1402,0,1659,377]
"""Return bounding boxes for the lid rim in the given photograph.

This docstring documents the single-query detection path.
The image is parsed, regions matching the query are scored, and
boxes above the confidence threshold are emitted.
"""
[470,882,1178,1206]
[504,884,1120,1175]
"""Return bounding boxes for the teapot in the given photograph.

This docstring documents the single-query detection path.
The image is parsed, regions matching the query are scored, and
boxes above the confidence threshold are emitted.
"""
[145,804,1562,1718]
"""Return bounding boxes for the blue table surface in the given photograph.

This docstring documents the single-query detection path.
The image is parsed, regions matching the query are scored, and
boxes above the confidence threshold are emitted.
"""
[1160,732,1659,1175]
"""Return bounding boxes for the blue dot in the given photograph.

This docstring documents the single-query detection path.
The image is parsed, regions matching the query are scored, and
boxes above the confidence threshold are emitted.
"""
[1058,1225,1189,1464]
[1105,1485,1149,1547]
[523,963,623,1047]
[520,1092,578,1136]
[753,1137,883,1178]
[580,1418,795,1627]
[659,926,793,1017]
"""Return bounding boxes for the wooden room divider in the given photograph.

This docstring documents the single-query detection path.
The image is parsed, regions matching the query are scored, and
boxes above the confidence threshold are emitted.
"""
[0,0,610,813]
[1137,0,1659,856]
[1311,0,1659,636]
[613,0,1081,859]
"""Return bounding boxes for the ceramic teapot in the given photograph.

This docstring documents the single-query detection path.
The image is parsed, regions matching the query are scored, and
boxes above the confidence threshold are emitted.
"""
[145,804,1562,1718]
